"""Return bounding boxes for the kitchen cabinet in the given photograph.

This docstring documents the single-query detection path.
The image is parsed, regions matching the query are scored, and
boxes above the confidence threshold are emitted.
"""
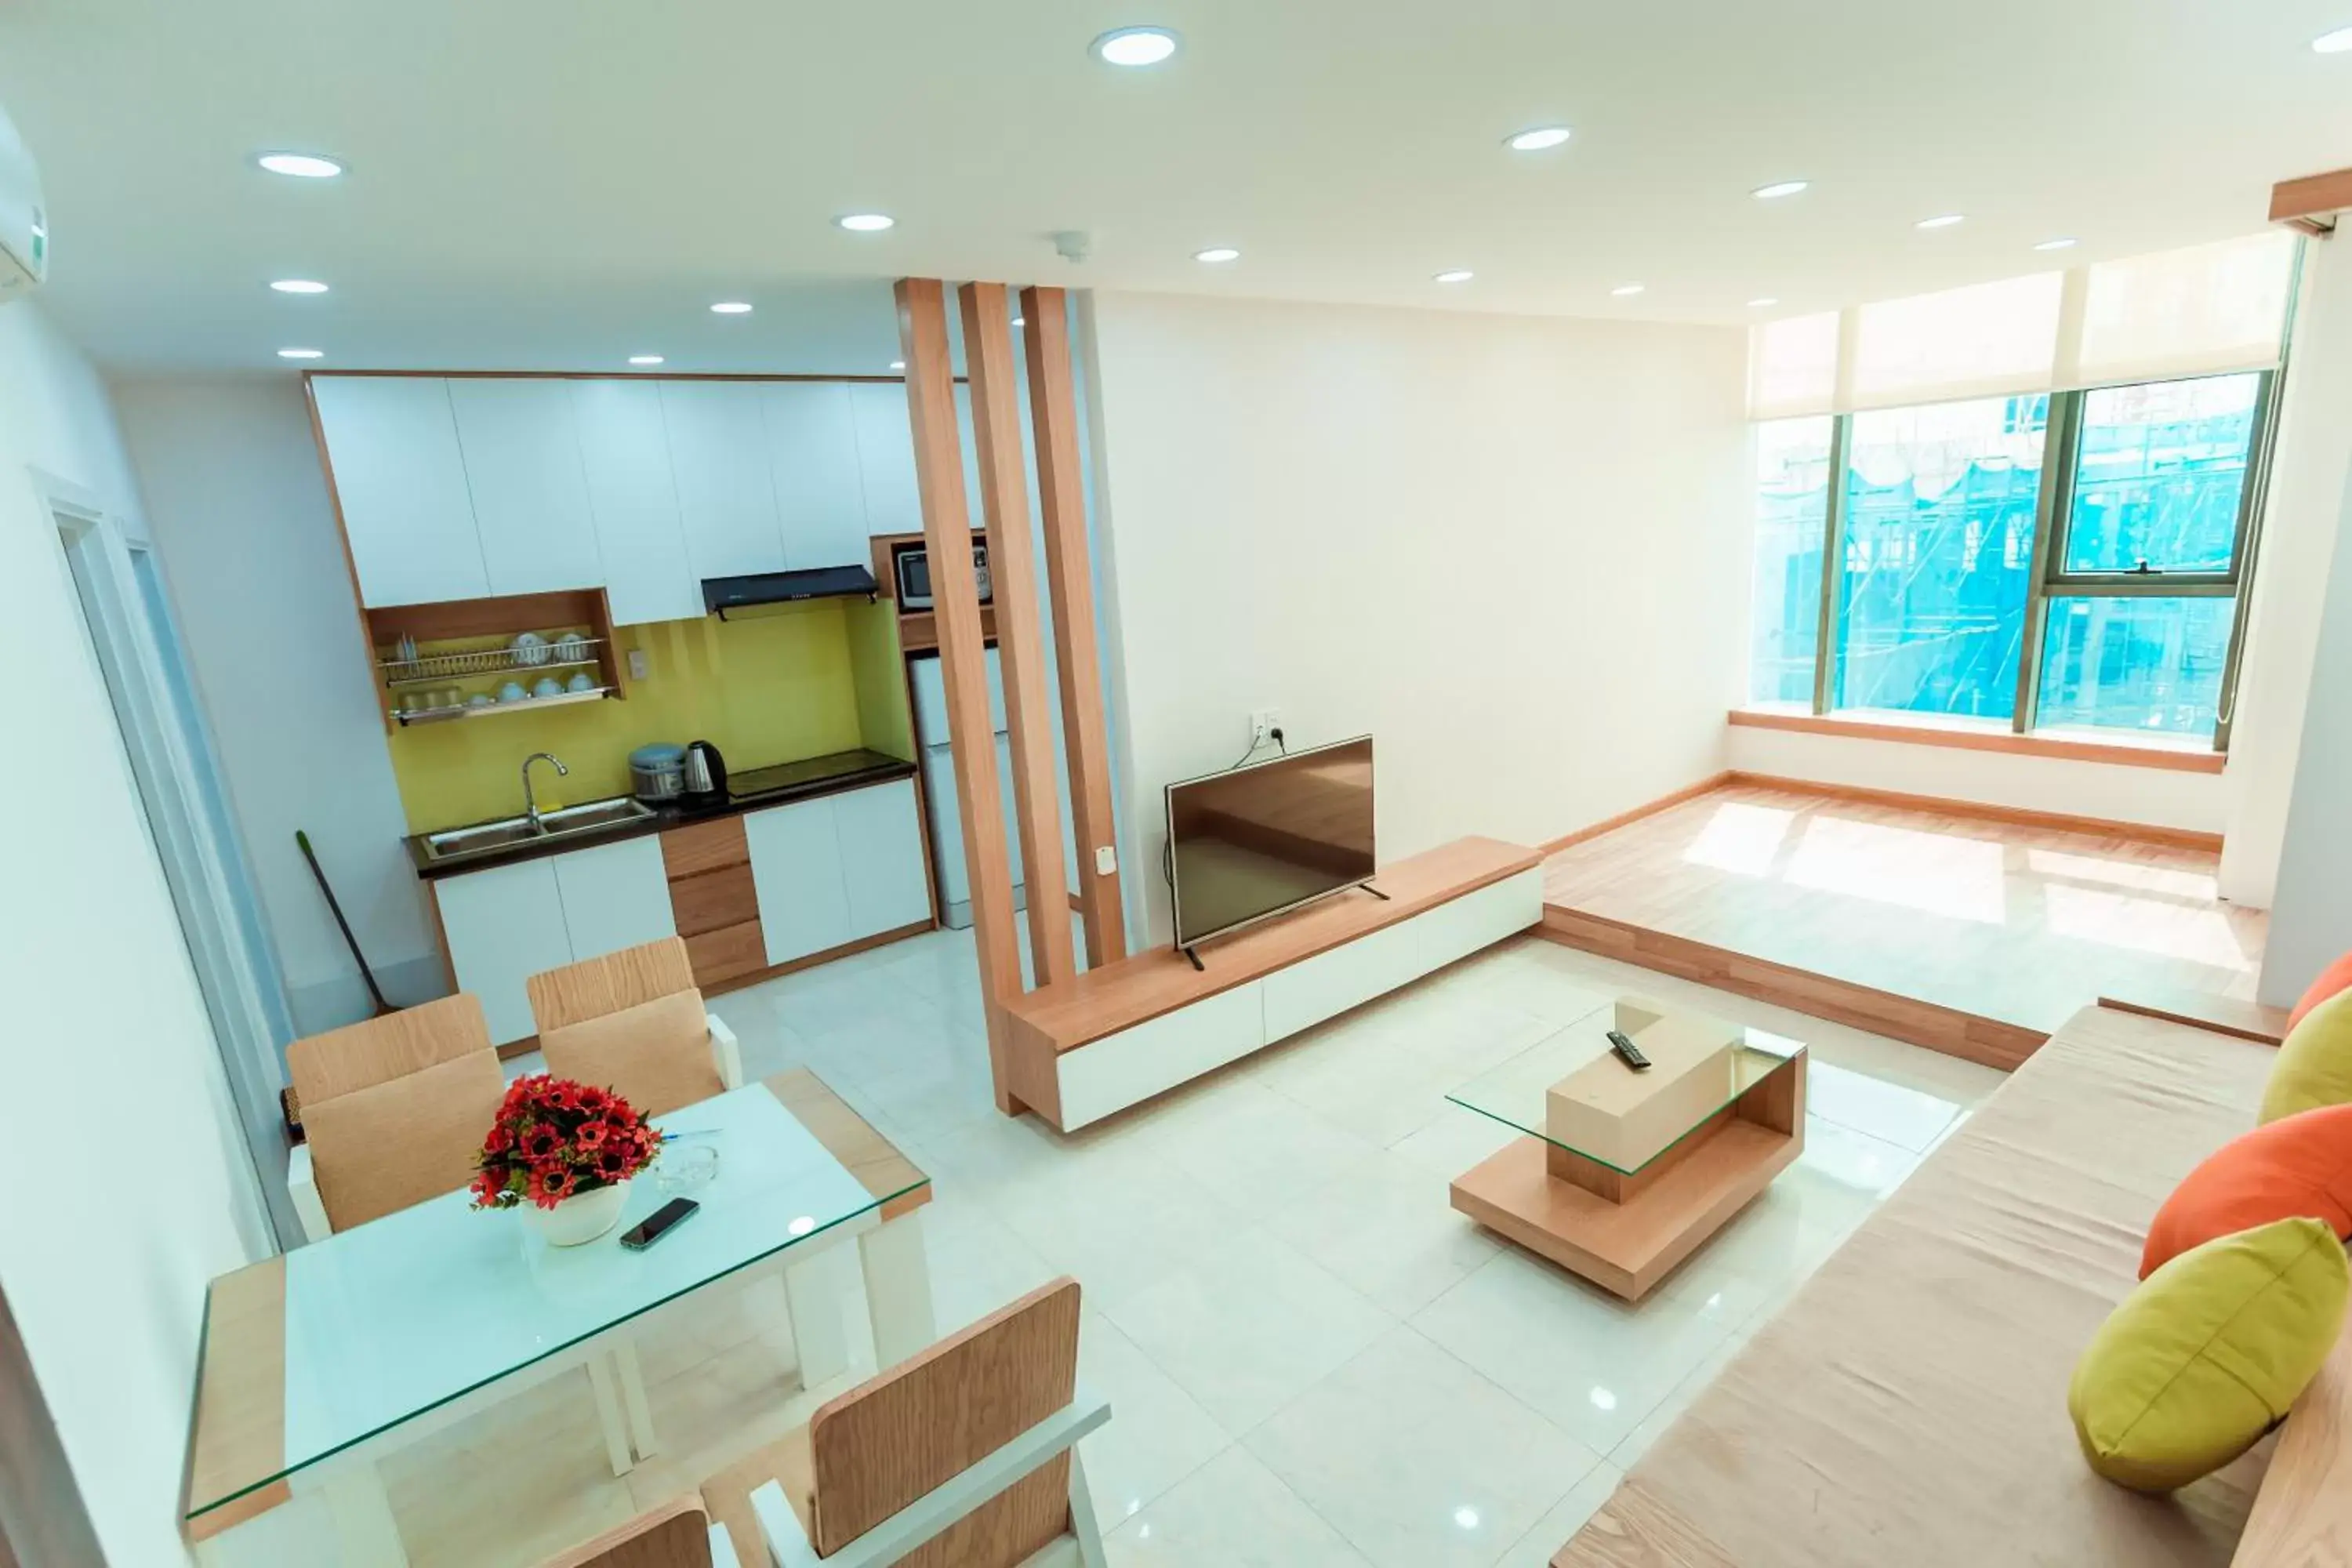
[659,381,786,581]
[548,837,676,964]
[448,379,604,597]
[572,380,699,626]
[743,796,853,967]
[764,383,869,571]
[311,376,488,607]
[432,858,575,1045]
[848,383,923,536]
[832,777,932,940]
[434,838,676,1045]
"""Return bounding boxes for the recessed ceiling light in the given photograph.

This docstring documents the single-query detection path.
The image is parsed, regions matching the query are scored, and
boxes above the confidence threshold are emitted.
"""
[1504,126,1573,152]
[1092,26,1180,67]
[710,301,753,314]
[1752,180,1809,200]
[1194,246,1241,263]
[269,278,329,294]
[1748,296,1779,307]
[2314,25,2352,53]
[255,151,343,179]
[628,354,664,366]
[2033,237,2078,252]
[1916,214,1965,230]
[277,347,324,360]
[890,360,906,371]
[835,212,895,233]
[1433,269,1475,284]
[1611,284,1646,297]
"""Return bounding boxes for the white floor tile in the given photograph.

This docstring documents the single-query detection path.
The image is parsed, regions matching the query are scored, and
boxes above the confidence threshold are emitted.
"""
[1244,1326,1603,1568]
[1106,1446,1373,1568]
[1493,1461,1623,1568]
[1807,1059,1967,1152]
[1105,1228,1394,1435]
[1263,1149,1501,1316]
[1076,1312,1234,1528]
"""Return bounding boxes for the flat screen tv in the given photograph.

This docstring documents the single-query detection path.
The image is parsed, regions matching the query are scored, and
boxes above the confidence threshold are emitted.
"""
[1167,735,1376,951]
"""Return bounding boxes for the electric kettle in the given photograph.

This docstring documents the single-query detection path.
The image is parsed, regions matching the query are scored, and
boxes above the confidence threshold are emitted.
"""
[681,739,728,806]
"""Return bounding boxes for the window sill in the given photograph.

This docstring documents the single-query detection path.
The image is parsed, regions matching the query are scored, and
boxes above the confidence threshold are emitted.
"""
[1726,706,2227,774]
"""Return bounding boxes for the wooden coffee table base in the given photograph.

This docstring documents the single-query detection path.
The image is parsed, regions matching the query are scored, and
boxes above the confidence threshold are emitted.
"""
[1449,1049,1806,1301]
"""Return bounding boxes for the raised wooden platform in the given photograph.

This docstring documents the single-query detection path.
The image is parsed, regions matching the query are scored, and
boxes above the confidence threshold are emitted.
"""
[1002,837,1544,1129]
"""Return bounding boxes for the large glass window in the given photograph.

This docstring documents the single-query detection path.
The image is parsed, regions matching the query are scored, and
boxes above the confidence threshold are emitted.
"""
[2037,596,2236,736]
[1748,417,1833,705]
[1835,397,2046,719]
[2063,372,2258,575]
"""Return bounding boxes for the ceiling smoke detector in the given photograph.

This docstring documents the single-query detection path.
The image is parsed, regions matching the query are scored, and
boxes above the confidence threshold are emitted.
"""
[1052,230,1093,263]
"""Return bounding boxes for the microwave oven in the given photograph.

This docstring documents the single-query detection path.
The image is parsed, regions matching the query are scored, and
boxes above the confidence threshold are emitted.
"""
[892,542,992,611]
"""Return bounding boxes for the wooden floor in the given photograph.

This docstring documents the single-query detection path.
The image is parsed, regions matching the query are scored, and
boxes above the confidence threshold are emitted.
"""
[1541,782,2270,1069]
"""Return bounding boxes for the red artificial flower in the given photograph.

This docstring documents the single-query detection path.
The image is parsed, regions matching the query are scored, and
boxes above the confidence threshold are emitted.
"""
[576,1085,611,1114]
[575,1121,607,1149]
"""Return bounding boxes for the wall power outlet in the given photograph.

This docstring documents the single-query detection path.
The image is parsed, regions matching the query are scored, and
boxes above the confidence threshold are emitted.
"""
[1250,708,1283,750]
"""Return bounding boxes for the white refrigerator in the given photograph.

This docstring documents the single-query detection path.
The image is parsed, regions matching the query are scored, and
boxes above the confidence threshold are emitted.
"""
[909,648,1080,929]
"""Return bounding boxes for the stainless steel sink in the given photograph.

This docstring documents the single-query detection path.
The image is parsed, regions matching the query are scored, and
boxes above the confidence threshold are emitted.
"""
[421,797,656,865]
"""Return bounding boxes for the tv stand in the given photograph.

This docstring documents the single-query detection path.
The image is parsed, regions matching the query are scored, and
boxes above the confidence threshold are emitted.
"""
[1001,838,1543,1131]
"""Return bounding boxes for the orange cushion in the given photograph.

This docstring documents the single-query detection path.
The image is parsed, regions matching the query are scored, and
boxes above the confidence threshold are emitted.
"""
[2141,1103,2352,1279]
[2290,952,2352,1033]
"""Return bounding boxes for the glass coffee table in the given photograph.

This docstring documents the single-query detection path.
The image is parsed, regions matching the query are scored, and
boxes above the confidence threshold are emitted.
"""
[1446,996,1807,1300]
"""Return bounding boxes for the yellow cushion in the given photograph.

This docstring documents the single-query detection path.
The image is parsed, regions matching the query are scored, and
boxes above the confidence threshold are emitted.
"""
[2264,986,2352,1123]
[538,989,722,1119]
[2068,1216,2348,1492]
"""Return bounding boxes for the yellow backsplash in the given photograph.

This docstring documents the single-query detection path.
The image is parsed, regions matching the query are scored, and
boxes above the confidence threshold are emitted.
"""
[387,601,904,834]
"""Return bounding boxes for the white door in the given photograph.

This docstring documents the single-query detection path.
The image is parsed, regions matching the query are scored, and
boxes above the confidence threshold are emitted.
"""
[833,779,933,939]
[310,376,488,606]
[660,381,787,580]
[434,859,576,1044]
[764,382,870,571]
[550,837,677,963]
[744,797,853,966]
[848,383,923,535]
[574,380,699,625]
[448,379,604,597]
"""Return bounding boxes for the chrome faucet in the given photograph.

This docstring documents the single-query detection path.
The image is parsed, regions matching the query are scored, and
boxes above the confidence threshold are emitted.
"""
[522,752,568,832]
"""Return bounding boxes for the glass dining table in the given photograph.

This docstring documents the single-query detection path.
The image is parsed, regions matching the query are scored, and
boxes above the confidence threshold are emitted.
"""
[183,1068,933,1567]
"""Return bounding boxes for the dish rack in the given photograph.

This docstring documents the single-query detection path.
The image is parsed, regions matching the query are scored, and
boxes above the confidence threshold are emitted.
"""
[377,637,607,688]
[393,686,616,726]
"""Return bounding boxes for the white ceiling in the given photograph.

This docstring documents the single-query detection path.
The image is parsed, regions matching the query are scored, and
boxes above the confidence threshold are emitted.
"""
[5,0,2350,375]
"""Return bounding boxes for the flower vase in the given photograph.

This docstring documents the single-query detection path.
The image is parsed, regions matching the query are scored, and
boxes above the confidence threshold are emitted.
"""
[524,1179,631,1247]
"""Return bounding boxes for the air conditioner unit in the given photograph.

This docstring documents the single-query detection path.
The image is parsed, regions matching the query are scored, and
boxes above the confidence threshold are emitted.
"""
[0,101,49,299]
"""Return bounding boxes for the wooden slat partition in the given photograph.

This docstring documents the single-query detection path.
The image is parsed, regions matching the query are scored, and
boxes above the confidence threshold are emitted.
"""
[898,279,1026,1113]
[2271,165,2352,233]
[960,281,1075,989]
[1021,285,1128,968]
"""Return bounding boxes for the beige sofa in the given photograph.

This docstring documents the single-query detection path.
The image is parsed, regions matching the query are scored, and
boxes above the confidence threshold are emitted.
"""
[1556,1004,2350,1567]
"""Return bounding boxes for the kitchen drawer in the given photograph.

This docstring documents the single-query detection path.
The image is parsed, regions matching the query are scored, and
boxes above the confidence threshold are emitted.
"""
[670,863,759,938]
[661,816,750,879]
[684,920,768,989]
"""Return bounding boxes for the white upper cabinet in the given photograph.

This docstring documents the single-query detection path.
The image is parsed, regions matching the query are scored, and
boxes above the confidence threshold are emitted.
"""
[848,383,924,537]
[447,379,604,597]
[763,382,870,572]
[311,376,488,607]
[573,380,699,625]
[659,381,787,581]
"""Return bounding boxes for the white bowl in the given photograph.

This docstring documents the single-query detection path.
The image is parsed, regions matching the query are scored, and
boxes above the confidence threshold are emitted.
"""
[532,677,564,699]
[553,633,589,664]
[511,632,550,666]
[498,681,528,702]
[567,672,595,693]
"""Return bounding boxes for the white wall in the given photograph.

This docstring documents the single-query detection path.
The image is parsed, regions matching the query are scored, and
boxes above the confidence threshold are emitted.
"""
[2223,237,2352,915]
[112,378,441,1033]
[0,302,270,1566]
[1082,291,1748,943]
[1724,725,2227,835]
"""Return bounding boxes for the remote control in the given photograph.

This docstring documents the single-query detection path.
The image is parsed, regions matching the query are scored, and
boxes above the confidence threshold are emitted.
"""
[1606,1029,1653,1072]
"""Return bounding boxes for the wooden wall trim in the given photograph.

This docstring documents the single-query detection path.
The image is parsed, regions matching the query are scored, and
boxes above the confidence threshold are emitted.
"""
[1726,706,2227,773]
[2270,167,2352,232]
[897,279,1026,1114]
[1541,773,1734,855]
[1722,771,2225,853]
[960,281,1076,989]
[1022,285,1129,969]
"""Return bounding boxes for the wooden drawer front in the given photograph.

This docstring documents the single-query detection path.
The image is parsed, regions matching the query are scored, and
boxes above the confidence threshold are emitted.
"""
[671,863,760,938]
[662,816,750,880]
[684,920,768,989]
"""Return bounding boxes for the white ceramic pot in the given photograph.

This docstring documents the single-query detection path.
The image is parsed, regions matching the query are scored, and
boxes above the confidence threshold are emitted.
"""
[524,1179,630,1247]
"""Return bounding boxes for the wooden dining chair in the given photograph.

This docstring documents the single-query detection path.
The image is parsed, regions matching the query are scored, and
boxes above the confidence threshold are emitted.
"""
[286,992,508,1241]
[537,1494,740,1568]
[528,937,744,1117]
[730,1278,1109,1568]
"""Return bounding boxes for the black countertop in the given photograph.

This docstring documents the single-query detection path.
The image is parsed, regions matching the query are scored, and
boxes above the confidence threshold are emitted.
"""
[407,748,918,880]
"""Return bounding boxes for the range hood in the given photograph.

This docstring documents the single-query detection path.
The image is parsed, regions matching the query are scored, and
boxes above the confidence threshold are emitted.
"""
[702,564,879,620]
